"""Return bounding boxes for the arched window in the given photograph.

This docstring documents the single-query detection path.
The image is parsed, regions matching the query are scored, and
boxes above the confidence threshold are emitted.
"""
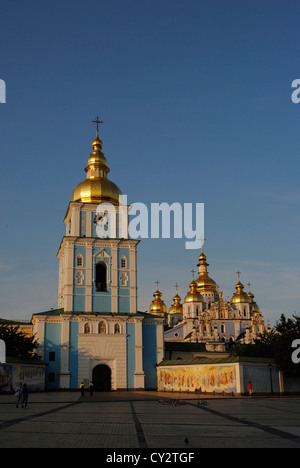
[221,324,226,334]
[121,256,127,269]
[114,324,121,334]
[77,255,83,267]
[99,321,107,334]
[84,323,91,334]
[96,262,107,292]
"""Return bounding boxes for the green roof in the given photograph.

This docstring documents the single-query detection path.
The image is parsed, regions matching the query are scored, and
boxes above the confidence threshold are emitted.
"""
[158,356,276,366]
[32,309,157,318]
[165,342,207,352]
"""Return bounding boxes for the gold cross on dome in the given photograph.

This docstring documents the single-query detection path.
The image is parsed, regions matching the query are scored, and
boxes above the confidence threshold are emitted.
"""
[200,235,206,246]
[92,115,104,132]
[155,280,160,291]
[236,270,242,281]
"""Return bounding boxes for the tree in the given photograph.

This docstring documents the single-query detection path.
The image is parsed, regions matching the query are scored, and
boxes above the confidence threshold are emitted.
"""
[0,323,39,361]
[231,314,300,376]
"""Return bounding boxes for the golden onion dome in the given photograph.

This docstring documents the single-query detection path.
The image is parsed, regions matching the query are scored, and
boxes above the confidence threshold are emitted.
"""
[71,127,122,206]
[149,284,167,316]
[169,287,183,315]
[231,275,252,304]
[247,285,261,314]
[184,280,205,303]
[195,248,217,292]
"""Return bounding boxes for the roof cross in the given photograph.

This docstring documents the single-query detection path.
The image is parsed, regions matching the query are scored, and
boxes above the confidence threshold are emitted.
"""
[92,115,104,133]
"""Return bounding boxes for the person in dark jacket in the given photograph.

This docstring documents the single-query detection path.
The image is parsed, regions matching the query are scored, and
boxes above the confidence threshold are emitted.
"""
[22,383,29,408]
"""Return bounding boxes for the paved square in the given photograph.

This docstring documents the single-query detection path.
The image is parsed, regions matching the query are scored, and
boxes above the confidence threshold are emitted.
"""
[0,392,300,448]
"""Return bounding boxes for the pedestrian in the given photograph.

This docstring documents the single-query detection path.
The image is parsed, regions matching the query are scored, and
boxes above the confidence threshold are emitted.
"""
[248,381,253,396]
[89,381,94,397]
[80,382,85,397]
[15,383,23,408]
[22,383,29,408]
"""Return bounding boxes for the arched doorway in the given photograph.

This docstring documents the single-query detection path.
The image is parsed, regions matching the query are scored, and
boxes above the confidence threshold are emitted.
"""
[92,364,112,392]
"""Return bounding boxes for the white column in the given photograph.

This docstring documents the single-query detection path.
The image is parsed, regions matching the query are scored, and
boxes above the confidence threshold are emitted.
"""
[111,243,119,314]
[130,243,138,314]
[71,205,81,236]
[85,244,93,313]
[63,242,75,312]
[60,315,71,388]
[33,317,46,359]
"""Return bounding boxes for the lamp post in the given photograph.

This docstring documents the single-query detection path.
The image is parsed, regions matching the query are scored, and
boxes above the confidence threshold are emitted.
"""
[268,363,274,395]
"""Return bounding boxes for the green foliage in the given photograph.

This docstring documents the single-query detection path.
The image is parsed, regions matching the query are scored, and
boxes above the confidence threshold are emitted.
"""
[231,314,300,376]
[0,323,39,361]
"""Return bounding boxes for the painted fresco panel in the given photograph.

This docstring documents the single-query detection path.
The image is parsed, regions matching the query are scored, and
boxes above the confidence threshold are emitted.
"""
[158,364,238,393]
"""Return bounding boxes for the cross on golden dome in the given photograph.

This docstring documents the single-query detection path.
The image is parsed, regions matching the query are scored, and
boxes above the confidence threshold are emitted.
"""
[92,115,104,133]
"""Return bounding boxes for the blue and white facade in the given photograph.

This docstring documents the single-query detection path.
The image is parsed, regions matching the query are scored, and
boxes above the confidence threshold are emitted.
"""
[32,128,164,391]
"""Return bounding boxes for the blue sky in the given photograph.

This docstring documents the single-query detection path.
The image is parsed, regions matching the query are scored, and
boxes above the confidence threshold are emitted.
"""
[0,0,300,324]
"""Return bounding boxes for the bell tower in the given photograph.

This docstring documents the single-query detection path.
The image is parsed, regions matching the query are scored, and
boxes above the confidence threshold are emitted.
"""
[57,118,139,315]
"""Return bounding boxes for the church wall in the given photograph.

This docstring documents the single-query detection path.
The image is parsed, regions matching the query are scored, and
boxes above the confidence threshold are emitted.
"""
[44,322,62,390]
[118,297,130,314]
[126,323,136,388]
[73,294,86,311]
[118,248,130,266]
[69,321,79,388]
[242,363,280,394]
[92,295,111,312]
[143,324,158,389]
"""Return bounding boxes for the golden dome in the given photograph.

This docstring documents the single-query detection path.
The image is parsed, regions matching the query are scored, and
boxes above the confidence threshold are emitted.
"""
[231,274,252,304]
[71,128,122,205]
[247,285,261,314]
[149,283,167,317]
[184,280,205,304]
[169,286,183,315]
[195,248,217,292]
[71,177,122,205]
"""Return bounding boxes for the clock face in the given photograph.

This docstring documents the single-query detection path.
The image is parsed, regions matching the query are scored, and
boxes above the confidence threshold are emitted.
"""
[94,211,110,238]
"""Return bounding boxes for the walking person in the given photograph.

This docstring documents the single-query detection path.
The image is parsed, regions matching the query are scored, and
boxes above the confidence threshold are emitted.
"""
[80,382,85,397]
[22,383,29,408]
[89,381,94,397]
[248,381,253,397]
[15,383,23,408]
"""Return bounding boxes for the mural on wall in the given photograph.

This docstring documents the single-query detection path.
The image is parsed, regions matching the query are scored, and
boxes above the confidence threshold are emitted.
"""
[158,364,237,393]
[0,364,45,392]
[0,365,13,392]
